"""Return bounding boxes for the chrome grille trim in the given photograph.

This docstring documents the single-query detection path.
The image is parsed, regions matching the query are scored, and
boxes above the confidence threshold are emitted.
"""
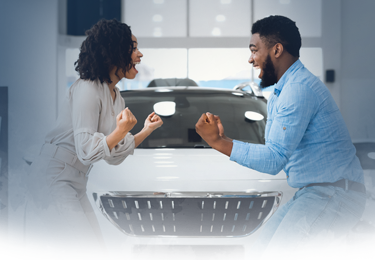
[93,191,282,238]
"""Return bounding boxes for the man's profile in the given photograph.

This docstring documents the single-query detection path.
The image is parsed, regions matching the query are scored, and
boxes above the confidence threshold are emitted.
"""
[196,15,365,255]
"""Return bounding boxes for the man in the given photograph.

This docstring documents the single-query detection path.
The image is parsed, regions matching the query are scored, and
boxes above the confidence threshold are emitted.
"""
[195,15,366,254]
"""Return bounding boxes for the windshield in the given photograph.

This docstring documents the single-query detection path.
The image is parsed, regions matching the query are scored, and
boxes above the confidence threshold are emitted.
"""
[122,88,267,148]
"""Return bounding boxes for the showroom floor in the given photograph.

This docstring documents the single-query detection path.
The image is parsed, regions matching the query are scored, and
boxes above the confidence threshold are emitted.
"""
[8,244,375,260]
[348,255,375,260]
[348,240,375,260]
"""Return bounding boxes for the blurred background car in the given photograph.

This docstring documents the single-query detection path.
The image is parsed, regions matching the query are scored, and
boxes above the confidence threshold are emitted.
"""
[86,79,297,259]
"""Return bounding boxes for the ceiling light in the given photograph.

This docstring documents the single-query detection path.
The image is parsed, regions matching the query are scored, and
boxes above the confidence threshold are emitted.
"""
[220,0,231,4]
[368,152,375,160]
[153,0,164,4]
[153,14,163,22]
[153,101,176,116]
[216,15,226,22]
[244,111,264,121]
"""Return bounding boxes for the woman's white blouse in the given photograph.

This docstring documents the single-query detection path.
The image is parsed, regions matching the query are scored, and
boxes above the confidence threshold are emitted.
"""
[45,79,135,165]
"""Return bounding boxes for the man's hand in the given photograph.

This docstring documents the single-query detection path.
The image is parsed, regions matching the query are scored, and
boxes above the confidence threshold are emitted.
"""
[214,115,232,141]
[195,112,221,146]
[214,115,224,137]
[195,112,233,156]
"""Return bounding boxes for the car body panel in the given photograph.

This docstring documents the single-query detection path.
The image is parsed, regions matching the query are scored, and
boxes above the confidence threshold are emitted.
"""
[87,149,297,246]
[85,85,298,255]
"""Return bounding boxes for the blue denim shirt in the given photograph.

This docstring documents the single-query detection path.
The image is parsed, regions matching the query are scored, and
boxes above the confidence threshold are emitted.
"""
[230,60,364,188]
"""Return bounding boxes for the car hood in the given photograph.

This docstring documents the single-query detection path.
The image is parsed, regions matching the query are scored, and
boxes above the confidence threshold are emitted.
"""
[87,149,289,193]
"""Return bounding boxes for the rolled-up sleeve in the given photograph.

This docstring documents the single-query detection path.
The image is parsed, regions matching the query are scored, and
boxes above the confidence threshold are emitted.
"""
[71,83,134,165]
[230,83,318,175]
[74,132,134,165]
[103,133,135,165]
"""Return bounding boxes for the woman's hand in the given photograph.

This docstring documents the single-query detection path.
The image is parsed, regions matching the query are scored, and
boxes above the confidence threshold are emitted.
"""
[133,112,163,148]
[107,108,137,151]
[144,112,163,131]
[116,107,137,134]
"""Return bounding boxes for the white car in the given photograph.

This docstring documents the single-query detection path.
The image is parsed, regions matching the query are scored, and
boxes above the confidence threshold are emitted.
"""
[87,80,297,259]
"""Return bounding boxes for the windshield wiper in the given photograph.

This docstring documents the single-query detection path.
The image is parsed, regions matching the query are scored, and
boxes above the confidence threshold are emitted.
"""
[194,145,211,148]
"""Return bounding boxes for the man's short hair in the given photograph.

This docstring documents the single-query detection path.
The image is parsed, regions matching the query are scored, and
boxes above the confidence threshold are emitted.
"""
[252,15,301,57]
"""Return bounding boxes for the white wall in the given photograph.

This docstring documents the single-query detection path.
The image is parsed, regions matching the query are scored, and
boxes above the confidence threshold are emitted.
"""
[0,0,59,239]
[341,0,375,142]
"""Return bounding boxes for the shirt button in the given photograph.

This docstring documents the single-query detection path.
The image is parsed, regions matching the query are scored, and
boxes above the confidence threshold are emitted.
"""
[112,112,114,116]
[283,127,286,130]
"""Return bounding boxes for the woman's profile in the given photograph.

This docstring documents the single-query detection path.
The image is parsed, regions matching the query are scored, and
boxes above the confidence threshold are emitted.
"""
[25,19,162,251]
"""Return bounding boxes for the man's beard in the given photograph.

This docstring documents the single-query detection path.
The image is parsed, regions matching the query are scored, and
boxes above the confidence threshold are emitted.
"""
[259,54,278,88]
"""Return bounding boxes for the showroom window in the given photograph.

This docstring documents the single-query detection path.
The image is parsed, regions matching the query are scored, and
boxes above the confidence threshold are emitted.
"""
[254,0,322,38]
[123,0,187,37]
[62,0,324,95]
[119,48,188,90]
[189,0,251,37]
[65,48,80,88]
[188,48,255,89]
[65,46,322,92]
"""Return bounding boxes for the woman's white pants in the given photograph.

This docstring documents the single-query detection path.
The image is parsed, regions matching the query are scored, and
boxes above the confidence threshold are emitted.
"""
[28,155,109,260]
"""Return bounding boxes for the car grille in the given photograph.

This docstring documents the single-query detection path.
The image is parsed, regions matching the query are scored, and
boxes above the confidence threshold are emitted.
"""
[93,192,282,237]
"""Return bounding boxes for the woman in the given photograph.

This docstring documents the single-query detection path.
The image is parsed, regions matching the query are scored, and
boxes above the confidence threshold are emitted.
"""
[26,19,162,250]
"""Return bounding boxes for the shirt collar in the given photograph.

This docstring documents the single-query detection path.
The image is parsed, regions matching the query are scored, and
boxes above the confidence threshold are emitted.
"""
[273,59,303,97]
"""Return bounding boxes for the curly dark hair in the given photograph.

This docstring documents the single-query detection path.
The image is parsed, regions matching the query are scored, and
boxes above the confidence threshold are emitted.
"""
[74,19,134,84]
[252,15,301,57]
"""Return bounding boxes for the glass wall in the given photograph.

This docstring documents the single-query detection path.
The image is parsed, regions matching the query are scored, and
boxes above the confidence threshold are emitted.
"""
[123,0,187,37]
[188,48,255,89]
[65,48,80,88]
[64,0,324,93]
[189,0,251,37]
[119,48,188,90]
[254,0,322,37]
[66,46,322,92]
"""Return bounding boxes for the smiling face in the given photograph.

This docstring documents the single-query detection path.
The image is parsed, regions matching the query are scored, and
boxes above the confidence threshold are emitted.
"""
[249,33,278,88]
[125,34,143,79]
